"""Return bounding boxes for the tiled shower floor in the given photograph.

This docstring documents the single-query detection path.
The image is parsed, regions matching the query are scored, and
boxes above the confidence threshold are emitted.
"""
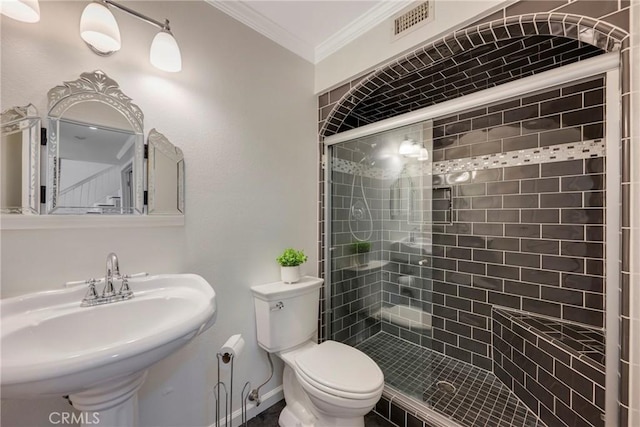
[356,332,545,427]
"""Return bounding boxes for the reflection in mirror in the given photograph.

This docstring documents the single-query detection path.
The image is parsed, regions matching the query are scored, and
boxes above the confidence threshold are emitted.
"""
[46,70,144,214]
[54,118,137,213]
[0,104,40,214]
[147,129,184,215]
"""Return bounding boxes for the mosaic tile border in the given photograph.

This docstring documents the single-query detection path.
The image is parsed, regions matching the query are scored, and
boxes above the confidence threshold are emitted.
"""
[433,139,605,174]
[332,139,605,180]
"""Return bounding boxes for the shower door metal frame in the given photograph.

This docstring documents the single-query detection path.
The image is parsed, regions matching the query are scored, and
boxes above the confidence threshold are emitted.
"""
[323,151,333,342]
[323,52,621,425]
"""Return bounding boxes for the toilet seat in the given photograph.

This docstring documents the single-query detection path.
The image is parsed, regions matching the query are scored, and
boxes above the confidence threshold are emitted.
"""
[293,341,383,400]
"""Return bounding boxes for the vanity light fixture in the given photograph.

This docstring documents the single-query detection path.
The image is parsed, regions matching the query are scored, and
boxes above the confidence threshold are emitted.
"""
[398,137,416,156]
[399,137,422,158]
[79,0,182,73]
[0,0,40,23]
[80,2,121,54]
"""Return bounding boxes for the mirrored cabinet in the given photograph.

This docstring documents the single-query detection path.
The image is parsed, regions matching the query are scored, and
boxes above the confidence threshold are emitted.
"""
[147,129,184,215]
[0,104,40,215]
[1,70,185,227]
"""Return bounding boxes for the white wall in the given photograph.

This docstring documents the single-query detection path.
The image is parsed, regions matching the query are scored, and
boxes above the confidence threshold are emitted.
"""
[314,0,510,93]
[0,1,316,426]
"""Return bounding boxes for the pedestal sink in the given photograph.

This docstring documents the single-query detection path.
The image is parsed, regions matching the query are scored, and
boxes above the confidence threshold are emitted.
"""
[1,274,217,426]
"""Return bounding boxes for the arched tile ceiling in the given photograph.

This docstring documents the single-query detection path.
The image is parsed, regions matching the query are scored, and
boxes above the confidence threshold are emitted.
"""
[338,35,604,133]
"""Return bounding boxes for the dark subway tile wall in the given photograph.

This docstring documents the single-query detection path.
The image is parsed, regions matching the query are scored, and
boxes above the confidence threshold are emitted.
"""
[422,78,606,370]
[317,0,632,424]
[333,36,603,132]
[330,164,384,346]
[374,396,441,427]
[493,309,605,427]
[432,77,604,161]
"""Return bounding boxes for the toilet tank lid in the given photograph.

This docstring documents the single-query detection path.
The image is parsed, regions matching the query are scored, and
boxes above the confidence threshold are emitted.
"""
[251,276,323,301]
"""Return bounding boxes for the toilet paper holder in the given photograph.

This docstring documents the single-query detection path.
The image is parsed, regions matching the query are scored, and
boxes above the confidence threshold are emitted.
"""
[214,334,252,427]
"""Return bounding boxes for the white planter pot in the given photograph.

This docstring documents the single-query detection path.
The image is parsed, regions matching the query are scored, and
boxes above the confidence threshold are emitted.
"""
[280,266,301,284]
[356,252,370,267]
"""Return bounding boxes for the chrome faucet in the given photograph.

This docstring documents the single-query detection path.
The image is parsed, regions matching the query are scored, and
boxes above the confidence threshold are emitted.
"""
[81,253,134,306]
[104,252,120,297]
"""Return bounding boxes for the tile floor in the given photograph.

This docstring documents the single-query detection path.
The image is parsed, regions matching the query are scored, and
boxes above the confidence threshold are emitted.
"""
[356,332,545,427]
[246,332,545,427]
[246,399,393,427]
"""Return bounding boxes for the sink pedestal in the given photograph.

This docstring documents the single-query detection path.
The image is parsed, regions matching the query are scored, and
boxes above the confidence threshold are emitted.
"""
[69,371,148,427]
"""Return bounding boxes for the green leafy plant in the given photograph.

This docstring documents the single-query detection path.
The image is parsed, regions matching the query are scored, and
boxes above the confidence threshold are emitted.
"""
[276,248,308,267]
[350,241,371,254]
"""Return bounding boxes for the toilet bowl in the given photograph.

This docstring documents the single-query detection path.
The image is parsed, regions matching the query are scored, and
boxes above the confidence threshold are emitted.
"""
[251,277,384,427]
[278,340,383,426]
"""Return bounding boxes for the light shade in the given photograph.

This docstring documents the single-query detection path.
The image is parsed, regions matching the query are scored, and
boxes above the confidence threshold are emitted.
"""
[150,30,182,72]
[80,2,121,54]
[0,0,40,23]
[417,147,429,161]
[398,138,415,156]
[406,143,421,157]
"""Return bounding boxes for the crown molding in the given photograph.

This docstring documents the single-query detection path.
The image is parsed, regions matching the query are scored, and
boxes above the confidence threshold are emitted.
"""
[205,0,414,64]
[315,0,414,63]
[205,0,316,63]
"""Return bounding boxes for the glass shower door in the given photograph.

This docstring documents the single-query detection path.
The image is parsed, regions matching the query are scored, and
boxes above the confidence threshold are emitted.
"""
[326,120,434,401]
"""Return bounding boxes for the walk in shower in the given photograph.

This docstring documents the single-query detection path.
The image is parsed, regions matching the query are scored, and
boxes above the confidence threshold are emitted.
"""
[323,53,620,427]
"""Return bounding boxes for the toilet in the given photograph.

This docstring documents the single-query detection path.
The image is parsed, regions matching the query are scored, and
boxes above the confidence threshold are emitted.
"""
[251,276,384,427]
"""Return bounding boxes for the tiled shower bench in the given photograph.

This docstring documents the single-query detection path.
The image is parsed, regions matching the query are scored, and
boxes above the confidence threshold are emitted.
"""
[492,308,606,427]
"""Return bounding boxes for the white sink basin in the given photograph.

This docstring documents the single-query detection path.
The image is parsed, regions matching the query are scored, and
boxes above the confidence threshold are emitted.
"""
[1,273,216,408]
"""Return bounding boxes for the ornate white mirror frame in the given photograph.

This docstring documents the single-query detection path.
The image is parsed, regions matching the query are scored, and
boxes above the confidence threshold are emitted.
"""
[147,129,184,215]
[1,71,185,229]
[46,70,145,215]
[0,104,40,215]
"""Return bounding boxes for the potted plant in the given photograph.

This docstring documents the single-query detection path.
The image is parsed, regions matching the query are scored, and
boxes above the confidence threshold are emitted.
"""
[276,248,308,284]
[350,241,371,266]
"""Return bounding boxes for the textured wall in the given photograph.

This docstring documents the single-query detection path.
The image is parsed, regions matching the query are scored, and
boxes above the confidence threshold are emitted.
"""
[315,0,508,92]
[0,2,316,426]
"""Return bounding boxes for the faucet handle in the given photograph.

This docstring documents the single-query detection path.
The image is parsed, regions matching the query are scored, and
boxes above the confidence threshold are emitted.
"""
[83,279,99,301]
[118,276,133,297]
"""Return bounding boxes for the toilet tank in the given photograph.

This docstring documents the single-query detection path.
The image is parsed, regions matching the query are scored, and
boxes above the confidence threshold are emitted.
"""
[251,276,323,352]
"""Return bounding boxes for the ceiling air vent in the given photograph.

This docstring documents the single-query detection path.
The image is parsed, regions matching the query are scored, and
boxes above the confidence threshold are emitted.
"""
[393,1,434,39]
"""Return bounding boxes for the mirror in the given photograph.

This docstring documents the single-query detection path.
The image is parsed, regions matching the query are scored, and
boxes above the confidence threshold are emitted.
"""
[389,173,414,220]
[46,70,144,214]
[0,104,40,214]
[147,129,184,215]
